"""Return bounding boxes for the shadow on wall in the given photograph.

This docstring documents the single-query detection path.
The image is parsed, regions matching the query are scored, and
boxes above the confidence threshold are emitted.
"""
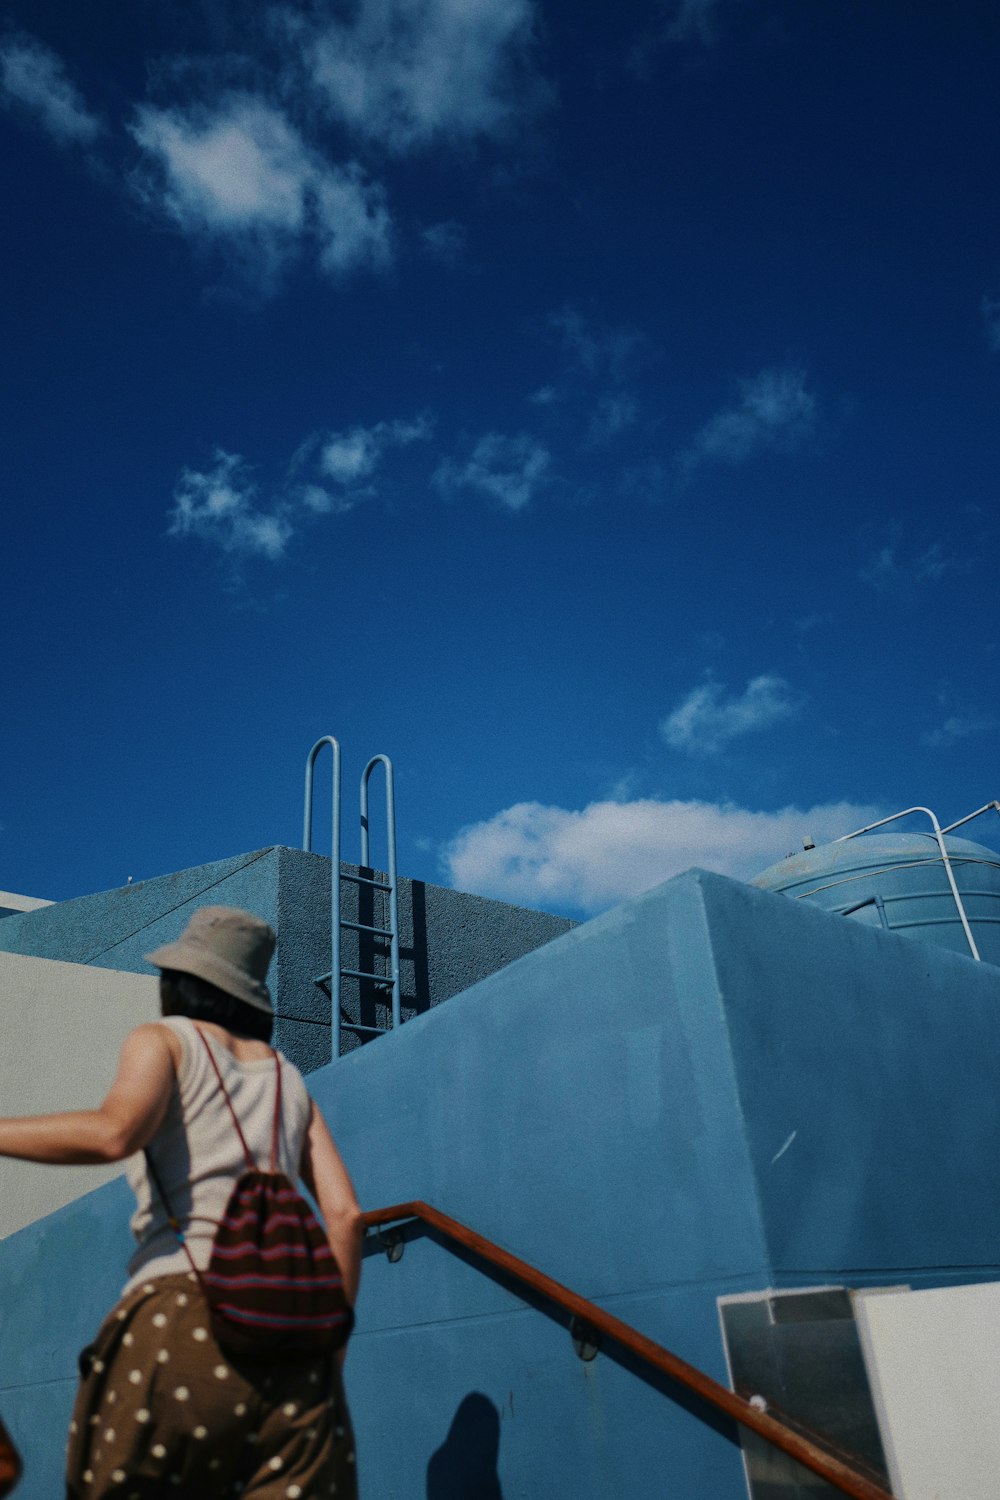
[426,1393,504,1500]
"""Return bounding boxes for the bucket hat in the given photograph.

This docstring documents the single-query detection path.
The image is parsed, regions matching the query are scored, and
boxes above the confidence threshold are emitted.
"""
[145,906,275,1015]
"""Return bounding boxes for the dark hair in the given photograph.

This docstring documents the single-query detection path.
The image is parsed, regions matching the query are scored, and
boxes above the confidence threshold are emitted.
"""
[159,969,274,1044]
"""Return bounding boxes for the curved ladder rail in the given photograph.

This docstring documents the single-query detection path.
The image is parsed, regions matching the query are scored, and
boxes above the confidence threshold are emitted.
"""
[303,737,343,1055]
[303,739,402,1057]
[361,1200,894,1500]
[359,755,401,1030]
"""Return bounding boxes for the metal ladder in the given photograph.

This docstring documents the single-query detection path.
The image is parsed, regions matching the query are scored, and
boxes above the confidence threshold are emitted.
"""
[303,736,402,1058]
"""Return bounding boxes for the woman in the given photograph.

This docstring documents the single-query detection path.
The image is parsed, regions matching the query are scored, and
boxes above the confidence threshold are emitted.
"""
[0,905,363,1499]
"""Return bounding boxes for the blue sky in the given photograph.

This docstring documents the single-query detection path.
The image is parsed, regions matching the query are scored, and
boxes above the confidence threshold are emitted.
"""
[2,0,998,919]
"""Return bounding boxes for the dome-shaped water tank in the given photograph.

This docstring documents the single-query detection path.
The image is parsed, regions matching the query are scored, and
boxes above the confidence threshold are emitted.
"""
[753,832,1000,965]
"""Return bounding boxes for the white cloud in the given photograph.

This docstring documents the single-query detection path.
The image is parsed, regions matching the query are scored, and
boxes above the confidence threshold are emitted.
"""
[132,98,306,233]
[168,451,293,560]
[434,431,550,512]
[319,414,431,487]
[421,219,466,264]
[666,0,725,45]
[170,410,428,560]
[922,715,995,750]
[981,292,1000,353]
[617,458,671,504]
[300,0,544,153]
[541,308,644,446]
[297,483,355,516]
[913,542,962,583]
[529,384,560,406]
[859,528,969,591]
[587,391,638,445]
[130,95,391,283]
[313,163,392,275]
[680,366,816,475]
[661,674,799,755]
[443,796,882,915]
[551,308,641,383]
[0,33,101,145]
[859,541,896,588]
[628,1,728,79]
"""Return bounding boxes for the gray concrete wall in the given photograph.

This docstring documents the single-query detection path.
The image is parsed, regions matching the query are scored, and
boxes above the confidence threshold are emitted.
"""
[273,846,578,1068]
[0,847,576,1073]
[0,952,159,1239]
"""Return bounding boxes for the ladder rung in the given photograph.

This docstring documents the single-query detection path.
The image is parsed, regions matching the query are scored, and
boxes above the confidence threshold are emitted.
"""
[340,967,393,986]
[340,920,393,938]
[341,1021,390,1035]
[340,871,392,891]
[314,968,395,988]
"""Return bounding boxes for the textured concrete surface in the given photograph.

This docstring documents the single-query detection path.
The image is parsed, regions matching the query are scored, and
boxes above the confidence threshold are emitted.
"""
[708,875,1000,1279]
[0,847,575,1073]
[0,953,159,1238]
[0,850,280,968]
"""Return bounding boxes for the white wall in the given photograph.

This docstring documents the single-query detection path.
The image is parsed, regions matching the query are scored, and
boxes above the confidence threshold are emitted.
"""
[855,1282,1000,1499]
[0,951,159,1239]
[0,890,52,912]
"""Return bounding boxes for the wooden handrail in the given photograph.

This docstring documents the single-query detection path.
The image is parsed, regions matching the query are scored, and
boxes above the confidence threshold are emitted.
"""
[361,1200,894,1500]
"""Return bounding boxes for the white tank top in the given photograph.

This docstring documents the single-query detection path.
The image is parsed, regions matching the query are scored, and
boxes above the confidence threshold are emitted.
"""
[123,1016,312,1294]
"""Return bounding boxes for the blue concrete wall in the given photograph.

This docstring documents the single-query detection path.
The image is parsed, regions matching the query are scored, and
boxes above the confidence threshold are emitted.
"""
[5,868,1000,1498]
[707,876,1000,1285]
[312,871,769,1500]
[0,1179,135,1499]
[0,847,574,1074]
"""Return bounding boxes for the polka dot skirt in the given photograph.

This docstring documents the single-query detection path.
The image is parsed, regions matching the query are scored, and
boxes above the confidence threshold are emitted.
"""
[66,1274,356,1499]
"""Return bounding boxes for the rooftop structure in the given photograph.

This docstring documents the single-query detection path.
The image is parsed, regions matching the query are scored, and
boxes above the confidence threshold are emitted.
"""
[2,823,1000,1498]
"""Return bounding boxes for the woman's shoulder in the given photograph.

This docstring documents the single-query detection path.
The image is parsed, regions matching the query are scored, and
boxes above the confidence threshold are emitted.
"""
[275,1048,307,1087]
[150,1016,195,1072]
[274,1045,302,1075]
[275,1050,311,1117]
[156,1015,195,1037]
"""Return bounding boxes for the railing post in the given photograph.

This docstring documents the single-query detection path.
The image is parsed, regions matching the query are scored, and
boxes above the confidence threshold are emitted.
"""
[835,805,981,961]
[304,737,342,1059]
[940,799,1000,835]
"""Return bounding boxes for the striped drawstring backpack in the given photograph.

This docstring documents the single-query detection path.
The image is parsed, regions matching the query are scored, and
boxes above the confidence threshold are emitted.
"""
[145,1026,354,1361]
[0,1411,21,1500]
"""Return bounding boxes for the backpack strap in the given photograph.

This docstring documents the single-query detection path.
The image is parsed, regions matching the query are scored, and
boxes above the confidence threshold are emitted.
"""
[194,1025,256,1172]
[270,1052,282,1174]
[144,1027,283,1302]
[143,1145,208,1297]
[194,1025,283,1173]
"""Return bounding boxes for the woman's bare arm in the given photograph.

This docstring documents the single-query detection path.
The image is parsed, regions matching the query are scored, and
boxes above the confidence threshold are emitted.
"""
[300,1100,364,1308]
[0,1023,177,1165]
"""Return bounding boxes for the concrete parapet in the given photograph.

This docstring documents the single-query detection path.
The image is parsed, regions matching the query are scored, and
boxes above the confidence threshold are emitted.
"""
[0,846,575,1073]
[0,891,52,917]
